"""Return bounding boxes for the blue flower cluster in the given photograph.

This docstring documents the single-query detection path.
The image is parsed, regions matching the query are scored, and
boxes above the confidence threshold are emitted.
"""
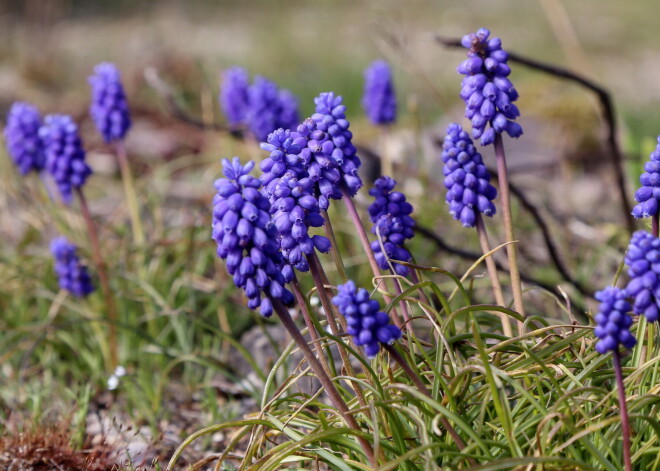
[625,230,660,322]
[40,114,92,204]
[362,60,397,125]
[441,123,498,227]
[594,287,636,353]
[212,157,294,316]
[88,62,132,143]
[458,28,522,146]
[220,66,250,128]
[332,281,402,358]
[367,176,414,276]
[4,102,45,175]
[264,172,331,272]
[311,92,362,197]
[50,237,95,298]
[632,136,660,219]
[219,67,299,141]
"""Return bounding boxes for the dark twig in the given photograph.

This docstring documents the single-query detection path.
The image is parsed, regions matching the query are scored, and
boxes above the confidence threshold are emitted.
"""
[435,35,634,234]
[414,224,588,315]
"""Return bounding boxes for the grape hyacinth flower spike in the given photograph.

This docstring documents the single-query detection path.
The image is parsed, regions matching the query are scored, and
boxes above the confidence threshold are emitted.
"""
[247,76,299,141]
[220,66,250,129]
[88,62,131,143]
[458,27,522,146]
[4,102,45,175]
[368,176,414,275]
[51,237,95,298]
[441,123,497,228]
[625,230,660,322]
[442,123,510,334]
[593,285,635,471]
[362,60,397,126]
[40,114,92,204]
[212,157,294,316]
[632,136,660,234]
[332,281,402,358]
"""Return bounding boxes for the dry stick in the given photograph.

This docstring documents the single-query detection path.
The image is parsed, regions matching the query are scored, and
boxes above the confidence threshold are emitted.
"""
[383,344,472,463]
[475,213,514,336]
[612,350,633,471]
[272,298,376,467]
[291,277,331,377]
[113,140,145,246]
[76,188,118,370]
[321,212,349,283]
[494,134,525,319]
[306,252,370,409]
[435,36,634,234]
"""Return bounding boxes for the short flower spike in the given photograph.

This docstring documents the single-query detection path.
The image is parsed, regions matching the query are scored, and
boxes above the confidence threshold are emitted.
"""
[88,62,132,143]
[4,102,45,175]
[51,237,95,298]
[362,60,397,125]
[593,287,636,353]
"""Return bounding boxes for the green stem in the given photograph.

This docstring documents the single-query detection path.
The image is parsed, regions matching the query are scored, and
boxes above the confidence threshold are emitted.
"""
[114,140,145,246]
[493,134,525,318]
[321,210,348,283]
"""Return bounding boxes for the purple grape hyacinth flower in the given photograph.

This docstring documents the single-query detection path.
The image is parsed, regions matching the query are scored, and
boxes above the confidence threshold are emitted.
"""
[332,280,402,358]
[246,76,299,141]
[311,92,363,197]
[4,102,45,175]
[458,28,522,146]
[212,157,294,317]
[362,60,397,125]
[442,123,498,227]
[88,62,131,143]
[263,172,331,272]
[625,230,660,322]
[632,136,660,219]
[220,66,250,128]
[368,176,415,275]
[594,287,636,353]
[51,237,95,298]
[40,114,92,204]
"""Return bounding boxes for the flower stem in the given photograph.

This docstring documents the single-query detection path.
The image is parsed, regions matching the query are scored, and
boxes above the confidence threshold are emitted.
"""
[613,350,633,471]
[114,140,145,246]
[272,298,376,467]
[493,134,525,317]
[653,213,659,238]
[475,212,514,336]
[321,210,348,283]
[75,188,118,371]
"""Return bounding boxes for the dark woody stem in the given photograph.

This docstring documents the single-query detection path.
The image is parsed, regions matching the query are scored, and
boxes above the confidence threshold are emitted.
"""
[493,134,525,319]
[653,213,659,238]
[272,298,376,467]
[475,212,514,336]
[75,187,118,371]
[613,350,633,471]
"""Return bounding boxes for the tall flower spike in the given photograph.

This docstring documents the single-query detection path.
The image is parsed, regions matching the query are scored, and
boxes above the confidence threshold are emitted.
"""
[332,281,402,358]
[40,114,92,204]
[311,92,362,197]
[264,172,331,272]
[220,66,250,128]
[632,136,660,219]
[259,128,307,187]
[368,176,415,275]
[212,157,294,316]
[362,60,397,125]
[4,102,45,175]
[594,287,636,353]
[442,123,498,227]
[50,237,95,298]
[88,62,132,143]
[624,230,660,322]
[458,28,522,146]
